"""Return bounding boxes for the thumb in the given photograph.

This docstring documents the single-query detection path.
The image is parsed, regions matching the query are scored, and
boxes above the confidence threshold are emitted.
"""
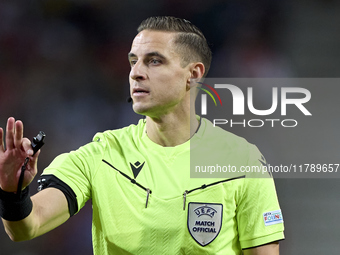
[22,137,33,156]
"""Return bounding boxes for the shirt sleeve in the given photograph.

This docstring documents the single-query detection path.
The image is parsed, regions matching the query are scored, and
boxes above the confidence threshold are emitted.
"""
[41,137,106,214]
[236,144,284,249]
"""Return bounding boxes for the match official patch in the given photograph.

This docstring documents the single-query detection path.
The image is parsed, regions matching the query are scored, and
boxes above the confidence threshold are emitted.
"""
[187,202,223,246]
[263,210,283,226]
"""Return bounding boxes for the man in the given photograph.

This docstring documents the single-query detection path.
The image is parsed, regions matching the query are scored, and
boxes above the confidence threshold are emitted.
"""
[0,16,284,254]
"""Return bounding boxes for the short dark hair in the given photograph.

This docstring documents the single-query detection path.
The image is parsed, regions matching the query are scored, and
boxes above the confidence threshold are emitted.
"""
[137,16,212,77]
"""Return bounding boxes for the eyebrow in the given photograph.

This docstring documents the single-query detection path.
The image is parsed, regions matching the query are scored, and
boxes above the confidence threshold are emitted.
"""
[128,51,167,60]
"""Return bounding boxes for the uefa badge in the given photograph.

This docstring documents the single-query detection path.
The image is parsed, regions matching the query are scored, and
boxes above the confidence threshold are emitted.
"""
[187,202,223,246]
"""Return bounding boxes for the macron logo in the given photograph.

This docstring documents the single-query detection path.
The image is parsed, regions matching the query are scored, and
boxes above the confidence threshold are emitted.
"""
[129,161,145,179]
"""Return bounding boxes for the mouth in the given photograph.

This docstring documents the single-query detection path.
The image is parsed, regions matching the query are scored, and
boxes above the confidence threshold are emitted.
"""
[132,87,150,96]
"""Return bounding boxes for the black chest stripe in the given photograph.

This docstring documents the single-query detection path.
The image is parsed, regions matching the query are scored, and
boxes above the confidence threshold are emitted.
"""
[102,159,152,208]
[182,175,246,210]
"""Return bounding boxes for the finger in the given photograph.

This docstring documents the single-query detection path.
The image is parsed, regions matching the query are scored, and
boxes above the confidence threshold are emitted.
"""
[5,117,15,150]
[32,148,41,161]
[14,120,24,149]
[28,149,40,177]
[0,127,4,153]
[22,138,33,156]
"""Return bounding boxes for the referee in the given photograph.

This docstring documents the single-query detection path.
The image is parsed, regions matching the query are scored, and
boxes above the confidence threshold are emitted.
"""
[0,16,284,254]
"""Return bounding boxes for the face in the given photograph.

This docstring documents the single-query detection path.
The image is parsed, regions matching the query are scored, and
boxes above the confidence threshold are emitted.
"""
[128,30,192,118]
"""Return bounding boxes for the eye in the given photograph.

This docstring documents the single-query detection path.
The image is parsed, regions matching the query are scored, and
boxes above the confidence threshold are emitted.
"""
[129,59,137,66]
[150,58,161,65]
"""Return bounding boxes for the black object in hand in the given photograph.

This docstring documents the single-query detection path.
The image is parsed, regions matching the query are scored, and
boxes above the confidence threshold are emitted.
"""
[17,131,46,195]
[31,131,45,156]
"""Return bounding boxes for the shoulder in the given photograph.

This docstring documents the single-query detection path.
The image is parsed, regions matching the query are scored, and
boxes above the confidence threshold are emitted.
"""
[92,119,145,144]
[44,119,146,177]
[198,117,259,154]
[54,119,145,162]
[193,118,267,177]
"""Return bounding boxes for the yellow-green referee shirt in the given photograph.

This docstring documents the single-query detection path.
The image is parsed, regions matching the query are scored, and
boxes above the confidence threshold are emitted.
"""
[42,117,284,255]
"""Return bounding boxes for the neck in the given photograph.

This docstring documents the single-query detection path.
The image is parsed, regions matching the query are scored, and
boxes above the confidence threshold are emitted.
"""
[145,112,199,147]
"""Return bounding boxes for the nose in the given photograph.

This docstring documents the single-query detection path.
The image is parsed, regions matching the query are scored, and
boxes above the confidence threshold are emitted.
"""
[130,61,147,81]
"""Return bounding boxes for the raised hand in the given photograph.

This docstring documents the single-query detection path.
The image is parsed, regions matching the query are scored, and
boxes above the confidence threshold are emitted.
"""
[0,117,40,192]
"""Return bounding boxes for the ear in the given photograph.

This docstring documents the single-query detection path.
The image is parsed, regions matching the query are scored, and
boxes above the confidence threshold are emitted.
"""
[186,62,205,90]
[190,62,205,81]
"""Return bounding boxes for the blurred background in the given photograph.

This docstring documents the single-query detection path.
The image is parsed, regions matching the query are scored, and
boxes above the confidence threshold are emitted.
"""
[1,0,340,254]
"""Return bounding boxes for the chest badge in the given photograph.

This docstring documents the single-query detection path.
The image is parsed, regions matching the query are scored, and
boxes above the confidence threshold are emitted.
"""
[187,202,223,246]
